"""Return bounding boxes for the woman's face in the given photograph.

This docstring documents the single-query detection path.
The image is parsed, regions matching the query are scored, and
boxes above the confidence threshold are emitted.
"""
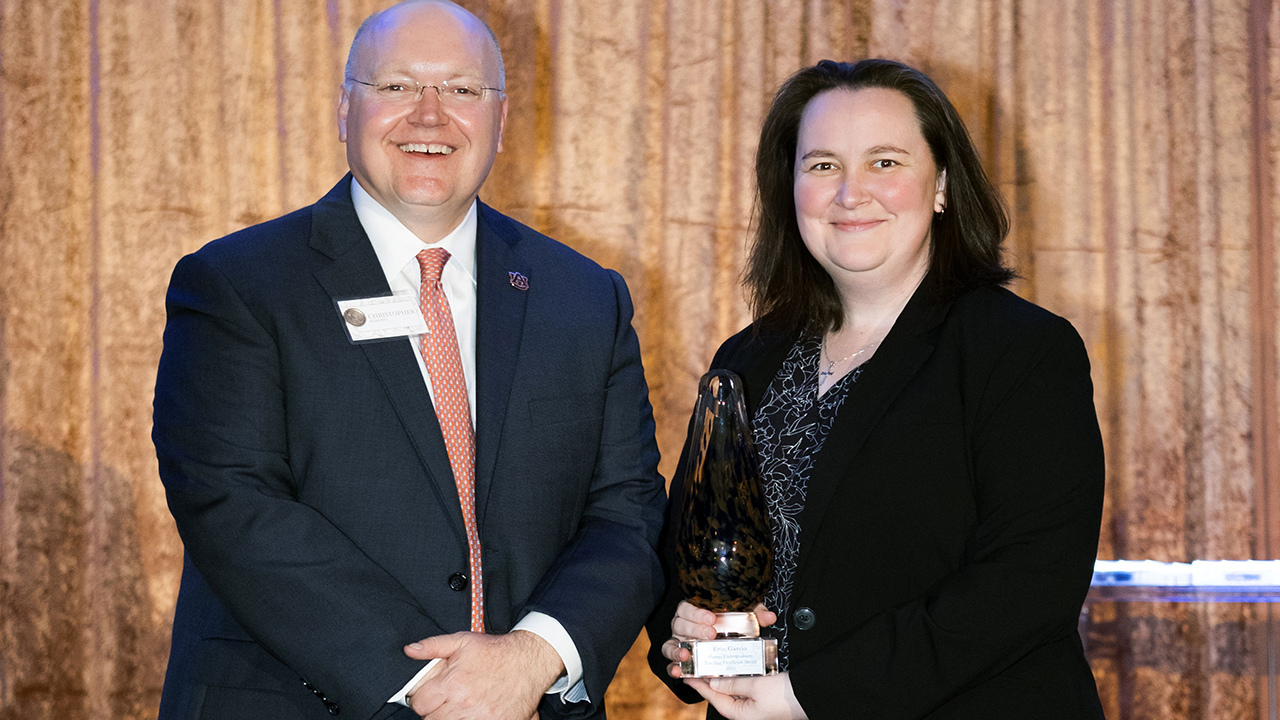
[793,87,945,295]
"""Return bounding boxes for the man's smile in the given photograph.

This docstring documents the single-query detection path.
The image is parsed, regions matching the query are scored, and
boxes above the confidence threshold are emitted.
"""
[397,142,455,155]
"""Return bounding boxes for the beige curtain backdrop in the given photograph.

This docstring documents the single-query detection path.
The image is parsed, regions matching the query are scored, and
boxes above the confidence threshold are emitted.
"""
[1,0,1278,718]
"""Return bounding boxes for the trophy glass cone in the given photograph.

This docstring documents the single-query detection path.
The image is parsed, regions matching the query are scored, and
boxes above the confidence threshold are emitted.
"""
[674,370,779,677]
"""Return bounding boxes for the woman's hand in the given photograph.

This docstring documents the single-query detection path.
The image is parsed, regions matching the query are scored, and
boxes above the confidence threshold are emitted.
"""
[659,601,715,678]
[659,601,779,679]
[685,672,807,720]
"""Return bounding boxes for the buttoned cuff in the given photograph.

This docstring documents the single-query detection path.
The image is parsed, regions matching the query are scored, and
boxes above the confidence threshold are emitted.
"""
[514,612,589,703]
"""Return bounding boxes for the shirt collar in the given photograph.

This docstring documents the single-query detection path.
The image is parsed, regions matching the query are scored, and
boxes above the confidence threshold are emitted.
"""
[351,177,478,285]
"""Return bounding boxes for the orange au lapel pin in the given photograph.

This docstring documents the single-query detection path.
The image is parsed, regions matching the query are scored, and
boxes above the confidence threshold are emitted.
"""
[508,271,529,291]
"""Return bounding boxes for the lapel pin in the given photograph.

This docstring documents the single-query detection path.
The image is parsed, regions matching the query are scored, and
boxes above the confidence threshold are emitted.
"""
[508,271,529,291]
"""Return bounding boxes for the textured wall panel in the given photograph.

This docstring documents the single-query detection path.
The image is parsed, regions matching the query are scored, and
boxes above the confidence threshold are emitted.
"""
[1,0,1277,718]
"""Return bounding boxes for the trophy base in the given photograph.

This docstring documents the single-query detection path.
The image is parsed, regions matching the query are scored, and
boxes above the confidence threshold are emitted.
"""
[678,612,779,677]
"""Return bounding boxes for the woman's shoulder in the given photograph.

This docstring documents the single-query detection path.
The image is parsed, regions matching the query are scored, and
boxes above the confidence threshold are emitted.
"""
[948,284,1081,343]
[709,321,797,371]
[944,284,1091,377]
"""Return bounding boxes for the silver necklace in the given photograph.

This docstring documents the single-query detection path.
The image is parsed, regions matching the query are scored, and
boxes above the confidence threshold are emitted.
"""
[819,339,879,384]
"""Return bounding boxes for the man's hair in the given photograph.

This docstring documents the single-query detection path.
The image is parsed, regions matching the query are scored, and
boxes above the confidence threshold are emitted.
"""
[745,58,1015,333]
[343,0,506,88]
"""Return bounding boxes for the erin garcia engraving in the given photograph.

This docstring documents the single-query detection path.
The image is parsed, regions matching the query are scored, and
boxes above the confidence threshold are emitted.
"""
[675,369,778,677]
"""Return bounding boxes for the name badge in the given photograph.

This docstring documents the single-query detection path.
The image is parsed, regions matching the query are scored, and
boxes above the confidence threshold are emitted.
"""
[336,292,428,343]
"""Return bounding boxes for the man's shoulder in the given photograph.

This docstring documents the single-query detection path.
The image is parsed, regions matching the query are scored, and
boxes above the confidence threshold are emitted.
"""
[166,194,340,310]
[192,203,318,268]
[478,203,613,279]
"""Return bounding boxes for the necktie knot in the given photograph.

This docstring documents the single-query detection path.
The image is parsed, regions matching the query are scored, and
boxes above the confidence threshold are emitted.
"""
[417,248,451,285]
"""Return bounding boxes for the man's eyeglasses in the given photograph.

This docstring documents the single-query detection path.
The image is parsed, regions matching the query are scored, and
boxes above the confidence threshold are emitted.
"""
[348,78,504,106]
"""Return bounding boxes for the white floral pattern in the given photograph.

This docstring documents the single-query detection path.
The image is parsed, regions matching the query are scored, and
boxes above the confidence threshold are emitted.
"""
[756,334,861,669]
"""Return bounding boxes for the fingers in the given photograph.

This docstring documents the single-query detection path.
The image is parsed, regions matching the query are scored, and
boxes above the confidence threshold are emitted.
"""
[404,655,455,717]
[660,638,692,662]
[672,616,717,641]
[671,600,776,639]
[707,676,748,696]
[685,676,747,699]
[406,632,555,720]
[683,676,713,698]
[752,603,779,628]
[685,672,805,720]
[671,601,718,641]
[404,632,469,660]
[696,676,758,719]
[661,638,691,678]
[684,677,742,718]
[403,638,457,717]
[405,658,443,700]
[406,673,448,718]
[677,600,717,625]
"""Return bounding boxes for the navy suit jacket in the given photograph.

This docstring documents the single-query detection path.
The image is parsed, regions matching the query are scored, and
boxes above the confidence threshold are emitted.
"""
[648,284,1105,719]
[154,176,665,720]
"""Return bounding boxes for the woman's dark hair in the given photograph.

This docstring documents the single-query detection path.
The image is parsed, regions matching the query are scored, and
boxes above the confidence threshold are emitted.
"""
[745,58,1015,332]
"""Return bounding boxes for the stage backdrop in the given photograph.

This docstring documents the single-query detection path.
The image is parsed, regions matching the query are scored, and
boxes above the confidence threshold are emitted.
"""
[1,0,1278,718]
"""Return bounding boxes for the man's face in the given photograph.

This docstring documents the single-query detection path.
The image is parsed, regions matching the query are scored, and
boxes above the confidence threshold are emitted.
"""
[338,3,507,238]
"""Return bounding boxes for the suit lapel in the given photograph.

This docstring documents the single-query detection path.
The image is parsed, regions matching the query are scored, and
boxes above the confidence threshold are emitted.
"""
[472,203,530,526]
[308,176,468,538]
[793,285,950,573]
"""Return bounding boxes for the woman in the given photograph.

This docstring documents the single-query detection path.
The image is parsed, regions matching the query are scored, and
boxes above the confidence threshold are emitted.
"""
[647,59,1106,720]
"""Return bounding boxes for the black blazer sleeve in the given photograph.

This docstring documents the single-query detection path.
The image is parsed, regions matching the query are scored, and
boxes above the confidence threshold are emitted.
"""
[518,269,667,714]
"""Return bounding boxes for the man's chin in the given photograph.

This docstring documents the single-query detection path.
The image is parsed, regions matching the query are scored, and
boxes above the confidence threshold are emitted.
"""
[377,184,453,213]
[379,186,484,236]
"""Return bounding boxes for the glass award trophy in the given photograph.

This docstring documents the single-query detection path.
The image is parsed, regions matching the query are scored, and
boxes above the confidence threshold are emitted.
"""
[675,370,778,677]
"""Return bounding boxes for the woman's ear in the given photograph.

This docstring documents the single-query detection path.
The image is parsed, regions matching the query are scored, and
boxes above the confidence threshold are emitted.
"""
[934,168,947,214]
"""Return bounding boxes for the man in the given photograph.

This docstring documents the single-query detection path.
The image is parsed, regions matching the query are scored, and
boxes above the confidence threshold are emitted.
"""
[152,2,665,718]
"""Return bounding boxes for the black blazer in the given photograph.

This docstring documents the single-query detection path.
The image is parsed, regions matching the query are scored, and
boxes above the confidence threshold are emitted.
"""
[154,177,666,720]
[648,283,1105,720]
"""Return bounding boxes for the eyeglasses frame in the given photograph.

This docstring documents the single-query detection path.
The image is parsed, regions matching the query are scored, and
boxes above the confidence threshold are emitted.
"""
[347,78,505,106]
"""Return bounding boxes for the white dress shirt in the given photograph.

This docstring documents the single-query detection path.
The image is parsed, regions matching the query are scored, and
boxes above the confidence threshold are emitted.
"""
[350,180,587,706]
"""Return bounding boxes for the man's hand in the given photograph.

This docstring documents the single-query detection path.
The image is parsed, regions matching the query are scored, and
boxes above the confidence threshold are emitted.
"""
[403,630,564,720]
[684,672,807,720]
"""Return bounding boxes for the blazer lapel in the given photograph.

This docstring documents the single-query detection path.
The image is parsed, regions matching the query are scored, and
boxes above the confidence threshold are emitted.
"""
[472,203,530,526]
[793,285,951,573]
[308,176,468,538]
[737,329,799,416]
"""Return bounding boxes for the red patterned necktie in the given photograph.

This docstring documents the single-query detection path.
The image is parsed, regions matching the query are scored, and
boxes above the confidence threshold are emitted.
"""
[417,248,483,632]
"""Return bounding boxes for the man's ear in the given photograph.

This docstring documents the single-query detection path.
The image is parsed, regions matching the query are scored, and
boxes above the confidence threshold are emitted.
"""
[337,84,351,143]
[496,94,509,154]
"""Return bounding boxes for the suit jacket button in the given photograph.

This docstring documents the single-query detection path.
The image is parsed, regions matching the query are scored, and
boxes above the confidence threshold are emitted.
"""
[326,702,341,715]
[792,607,816,630]
[448,572,469,591]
